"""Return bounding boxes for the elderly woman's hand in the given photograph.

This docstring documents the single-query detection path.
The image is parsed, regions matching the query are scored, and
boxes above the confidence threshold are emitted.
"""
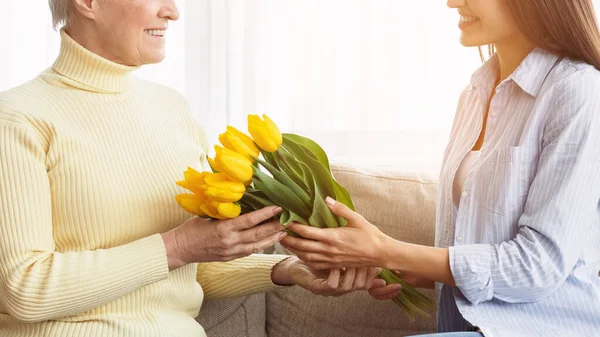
[161,206,287,270]
[271,256,385,296]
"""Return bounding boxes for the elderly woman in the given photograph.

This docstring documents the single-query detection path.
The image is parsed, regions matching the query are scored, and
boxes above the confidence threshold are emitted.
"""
[0,1,383,336]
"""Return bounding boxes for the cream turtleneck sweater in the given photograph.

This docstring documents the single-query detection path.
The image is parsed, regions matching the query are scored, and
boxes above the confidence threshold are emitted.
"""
[0,30,287,337]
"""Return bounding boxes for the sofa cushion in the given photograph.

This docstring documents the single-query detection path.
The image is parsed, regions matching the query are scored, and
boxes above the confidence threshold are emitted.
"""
[267,162,438,337]
[196,294,266,337]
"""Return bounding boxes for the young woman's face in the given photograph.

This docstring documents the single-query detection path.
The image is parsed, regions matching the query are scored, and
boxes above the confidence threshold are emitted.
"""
[447,0,523,47]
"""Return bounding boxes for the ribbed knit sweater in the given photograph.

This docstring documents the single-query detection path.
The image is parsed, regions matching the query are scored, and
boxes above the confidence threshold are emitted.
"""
[0,30,288,337]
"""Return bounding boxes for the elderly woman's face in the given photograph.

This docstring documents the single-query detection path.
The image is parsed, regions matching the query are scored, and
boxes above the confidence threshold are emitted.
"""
[96,0,179,66]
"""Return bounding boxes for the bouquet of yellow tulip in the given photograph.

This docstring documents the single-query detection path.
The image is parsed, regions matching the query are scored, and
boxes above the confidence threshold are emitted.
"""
[175,114,434,319]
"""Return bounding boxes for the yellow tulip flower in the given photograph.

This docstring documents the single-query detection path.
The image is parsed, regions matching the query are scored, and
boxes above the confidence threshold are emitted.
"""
[176,167,208,196]
[175,194,206,216]
[199,203,224,219]
[219,126,260,161]
[248,114,282,152]
[216,202,242,218]
[210,146,254,183]
[202,173,245,202]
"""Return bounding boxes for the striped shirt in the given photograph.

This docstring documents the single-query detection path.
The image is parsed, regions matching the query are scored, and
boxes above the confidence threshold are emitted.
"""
[435,48,600,337]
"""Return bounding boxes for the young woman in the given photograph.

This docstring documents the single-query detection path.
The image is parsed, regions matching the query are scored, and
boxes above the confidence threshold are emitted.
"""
[282,0,600,336]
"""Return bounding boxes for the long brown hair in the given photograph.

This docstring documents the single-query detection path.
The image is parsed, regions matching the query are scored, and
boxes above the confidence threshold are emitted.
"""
[481,0,600,70]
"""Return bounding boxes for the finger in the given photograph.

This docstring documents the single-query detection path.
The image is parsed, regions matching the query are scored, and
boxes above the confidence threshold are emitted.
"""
[368,283,402,300]
[340,268,356,291]
[326,268,341,289]
[233,206,282,230]
[239,219,284,243]
[279,235,330,254]
[233,231,287,256]
[284,246,332,264]
[305,261,341,271]
[324,197,363,224]
[365,267,379,289]
[353,267,368,290]
[286,224,332,243]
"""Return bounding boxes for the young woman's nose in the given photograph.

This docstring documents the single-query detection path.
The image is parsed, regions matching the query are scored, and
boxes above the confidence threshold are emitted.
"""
[447,0,466,9]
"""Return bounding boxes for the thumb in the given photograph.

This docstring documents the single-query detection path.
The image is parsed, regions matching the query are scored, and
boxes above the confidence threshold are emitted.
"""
[325,196,362,224]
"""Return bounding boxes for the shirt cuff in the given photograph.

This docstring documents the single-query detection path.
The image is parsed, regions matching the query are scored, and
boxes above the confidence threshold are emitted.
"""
[449,244,494,305]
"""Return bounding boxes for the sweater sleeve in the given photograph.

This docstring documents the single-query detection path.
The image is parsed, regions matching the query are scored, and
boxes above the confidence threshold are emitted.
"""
[0,120,170,323]
[196,254,291,300]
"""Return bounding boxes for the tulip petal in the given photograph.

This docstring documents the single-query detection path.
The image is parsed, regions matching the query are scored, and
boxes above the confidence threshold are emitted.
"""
[262,115,282,148]
[227,126,258,150]
[213,146,254,183]
[217,202,241,218]
[200,203,225,219]
[248,114,281,152]
[204,187,244,202]
[175,194,206,216]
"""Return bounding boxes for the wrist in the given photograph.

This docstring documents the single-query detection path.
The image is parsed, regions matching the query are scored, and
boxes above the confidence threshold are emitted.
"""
[161,230,187,271]
[381,237,410,273]
[271,256,298,286]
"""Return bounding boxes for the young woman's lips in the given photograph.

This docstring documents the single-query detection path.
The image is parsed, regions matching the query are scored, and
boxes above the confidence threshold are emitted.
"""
[458,16,480,31]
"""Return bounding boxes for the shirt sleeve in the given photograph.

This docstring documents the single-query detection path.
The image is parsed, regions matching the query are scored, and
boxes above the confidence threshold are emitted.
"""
[0,115,170,323]
[449,71,600,305]
[196,254,291,300]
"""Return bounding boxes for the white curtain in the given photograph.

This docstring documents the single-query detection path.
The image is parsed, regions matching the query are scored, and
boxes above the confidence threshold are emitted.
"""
[189,0,482,171]
[8,1,595,170]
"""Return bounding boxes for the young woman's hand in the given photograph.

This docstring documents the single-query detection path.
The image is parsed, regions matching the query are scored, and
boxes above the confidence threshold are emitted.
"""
[281,197,394,270]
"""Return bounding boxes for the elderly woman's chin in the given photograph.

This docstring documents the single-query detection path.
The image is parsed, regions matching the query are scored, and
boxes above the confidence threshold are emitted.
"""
[142,49,166,65]
[135,43,167,65]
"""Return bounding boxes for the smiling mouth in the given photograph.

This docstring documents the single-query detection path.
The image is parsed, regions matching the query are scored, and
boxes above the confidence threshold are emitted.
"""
[144,29,166,37]
[460,15,479,23]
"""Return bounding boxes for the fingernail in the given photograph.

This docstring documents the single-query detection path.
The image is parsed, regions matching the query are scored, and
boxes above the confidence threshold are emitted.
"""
[325,197,336,206]
[273,207,283,214]
[394,284,402,291]
[279,232,288,239]
[376,279,386,287]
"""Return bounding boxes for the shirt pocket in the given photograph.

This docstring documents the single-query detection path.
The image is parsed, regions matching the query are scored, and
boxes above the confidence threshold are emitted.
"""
[477,146,538,215]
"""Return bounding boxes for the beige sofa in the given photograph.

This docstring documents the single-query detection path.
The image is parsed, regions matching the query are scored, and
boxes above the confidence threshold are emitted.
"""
[196,162,439,337]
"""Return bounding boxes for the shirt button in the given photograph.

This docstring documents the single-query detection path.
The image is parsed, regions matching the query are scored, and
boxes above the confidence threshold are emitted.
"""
[456,236,463,243]
[462,191,468,198]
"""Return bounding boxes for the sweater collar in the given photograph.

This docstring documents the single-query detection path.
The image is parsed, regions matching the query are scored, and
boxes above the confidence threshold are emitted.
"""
[52,30,139,93]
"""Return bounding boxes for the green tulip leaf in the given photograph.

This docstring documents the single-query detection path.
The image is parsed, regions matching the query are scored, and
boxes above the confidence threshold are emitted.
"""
[309,191,340,228]
[245,187,270,201]
[276,148,304,176]
[280,211,309,226]
[282,137,336,201]
[283,133,330,170]
[252,170,312,219]
[297,161,316,201]
[261,151,280,169]
[254,156,312,208]
[242,192,273,209]
[280,210,291,224]
[272,150,308,191]
[283,134,355,211]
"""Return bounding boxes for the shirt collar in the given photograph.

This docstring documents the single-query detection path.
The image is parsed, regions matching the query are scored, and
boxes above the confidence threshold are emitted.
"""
[470,48,560,98]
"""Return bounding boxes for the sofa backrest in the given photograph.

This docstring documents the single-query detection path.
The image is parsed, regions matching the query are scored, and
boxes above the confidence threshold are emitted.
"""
[267,162,439,337]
